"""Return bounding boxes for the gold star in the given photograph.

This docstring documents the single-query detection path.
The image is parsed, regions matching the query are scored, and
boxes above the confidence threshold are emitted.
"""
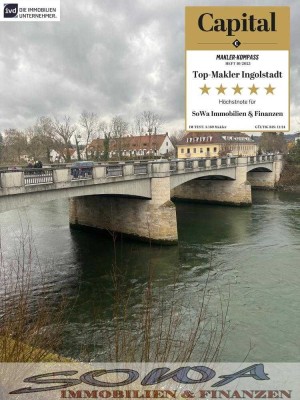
[249,84,259,94]
[265,84,275,95]
[233,84,243,94]
[200,84,210,95]
[216,84,226,94]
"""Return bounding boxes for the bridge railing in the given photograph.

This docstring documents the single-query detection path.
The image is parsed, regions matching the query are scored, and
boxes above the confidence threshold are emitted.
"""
[198,159,206,169]
[0,154,281,190]
[185,160,193,170]
[106,165,124,177]
[221,158,227,166]
[211,158,217,168]
[134,163,148,175]
[24,169,54,185]
[170,161,178,172]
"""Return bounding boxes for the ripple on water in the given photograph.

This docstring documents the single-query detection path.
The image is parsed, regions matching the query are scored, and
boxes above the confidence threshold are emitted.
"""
[0,193,299,362]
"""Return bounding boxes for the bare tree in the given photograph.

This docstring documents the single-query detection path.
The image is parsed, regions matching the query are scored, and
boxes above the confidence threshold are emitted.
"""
[135,111,162,135]
[169,129,186,146]
[259,132,287,154]
[79,111,99,160]
[98,120,109,138]
[110,116,128,137]
[27,117,55,162]
[98,121,111,161]
[52,116,76,162]
[3,129,28,163]
[134,114,144,135]
[110,116,128,160]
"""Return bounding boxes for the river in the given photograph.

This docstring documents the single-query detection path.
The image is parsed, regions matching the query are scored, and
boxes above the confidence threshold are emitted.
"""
[0,190,299,362]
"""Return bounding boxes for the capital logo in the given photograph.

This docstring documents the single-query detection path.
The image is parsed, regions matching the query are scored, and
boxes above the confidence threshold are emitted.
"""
[3,3,18,18]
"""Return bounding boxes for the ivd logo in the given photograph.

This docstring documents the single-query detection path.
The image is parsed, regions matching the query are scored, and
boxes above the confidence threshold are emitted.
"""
[4,3,18,18]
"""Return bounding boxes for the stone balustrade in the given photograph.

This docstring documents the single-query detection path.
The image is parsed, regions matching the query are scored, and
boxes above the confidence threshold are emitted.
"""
[0,155,281,190]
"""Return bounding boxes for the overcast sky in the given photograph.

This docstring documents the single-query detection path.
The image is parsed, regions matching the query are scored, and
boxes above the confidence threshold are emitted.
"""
[0,0,299,134]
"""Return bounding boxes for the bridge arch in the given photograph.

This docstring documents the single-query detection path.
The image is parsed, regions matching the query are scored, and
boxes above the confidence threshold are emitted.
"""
[247,164,277,189]
[170,169,236,190]
[247,165,273,173]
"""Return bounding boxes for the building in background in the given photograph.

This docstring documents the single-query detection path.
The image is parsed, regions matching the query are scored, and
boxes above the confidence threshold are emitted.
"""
[177,132,257,159]
[50,148,77,163]
[87,133,174,159]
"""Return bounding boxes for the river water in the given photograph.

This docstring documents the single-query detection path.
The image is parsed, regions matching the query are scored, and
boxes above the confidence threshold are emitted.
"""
[0,190,299,362]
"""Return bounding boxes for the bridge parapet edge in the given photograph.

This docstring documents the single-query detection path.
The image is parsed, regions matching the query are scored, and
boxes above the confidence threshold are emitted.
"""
[0,155,282,194]
[53,168,71,183]
[0,171,24,188]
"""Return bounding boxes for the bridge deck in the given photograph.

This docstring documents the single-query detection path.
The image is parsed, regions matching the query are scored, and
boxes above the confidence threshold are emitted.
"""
[0,155,280,213]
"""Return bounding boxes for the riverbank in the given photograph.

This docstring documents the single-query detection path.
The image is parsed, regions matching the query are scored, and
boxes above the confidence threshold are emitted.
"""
[276,163,300,192]
[0,337,71,362]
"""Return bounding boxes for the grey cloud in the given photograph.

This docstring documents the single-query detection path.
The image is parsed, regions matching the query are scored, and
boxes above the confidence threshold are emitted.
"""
[0,0,299,132]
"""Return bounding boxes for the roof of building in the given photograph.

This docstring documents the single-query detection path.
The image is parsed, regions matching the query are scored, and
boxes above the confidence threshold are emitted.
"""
[177,132,256,145]
[88,133,169,152]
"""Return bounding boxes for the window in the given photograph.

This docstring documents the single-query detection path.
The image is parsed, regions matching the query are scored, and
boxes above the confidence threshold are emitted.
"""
[214,147,217,152]
[181,148,184,154]
[193,148,196,153]
[166,141,168,146]
[207,148,210,152]
[187,148,190,153]
[200,148,203,153]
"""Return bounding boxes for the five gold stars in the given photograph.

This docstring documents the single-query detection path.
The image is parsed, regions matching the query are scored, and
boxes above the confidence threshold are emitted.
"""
[199,83,276,95]
[200,84,210,94]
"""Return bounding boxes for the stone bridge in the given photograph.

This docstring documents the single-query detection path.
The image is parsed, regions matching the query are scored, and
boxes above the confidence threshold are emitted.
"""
[0,155,283,244]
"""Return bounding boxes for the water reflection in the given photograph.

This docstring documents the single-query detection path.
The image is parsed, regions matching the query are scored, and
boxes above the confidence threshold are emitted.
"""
[0,191,299,362]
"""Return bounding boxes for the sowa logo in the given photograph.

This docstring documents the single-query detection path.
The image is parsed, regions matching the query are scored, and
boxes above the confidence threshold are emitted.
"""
[4,3,18,18]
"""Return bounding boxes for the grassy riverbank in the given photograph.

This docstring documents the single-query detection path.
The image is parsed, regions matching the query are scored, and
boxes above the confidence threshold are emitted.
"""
[0,337,71,362]
[0,228,69,362]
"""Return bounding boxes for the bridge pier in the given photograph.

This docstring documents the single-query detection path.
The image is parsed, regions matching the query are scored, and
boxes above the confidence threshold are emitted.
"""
[69,162,178,244]
[247,155,283,189]
[171,157,252,206]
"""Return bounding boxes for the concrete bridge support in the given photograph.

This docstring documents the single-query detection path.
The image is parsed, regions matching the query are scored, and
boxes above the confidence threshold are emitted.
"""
[69,162,178,244]
[247,170,276,188]
[171,157,252,206]
[247,156,284,189]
